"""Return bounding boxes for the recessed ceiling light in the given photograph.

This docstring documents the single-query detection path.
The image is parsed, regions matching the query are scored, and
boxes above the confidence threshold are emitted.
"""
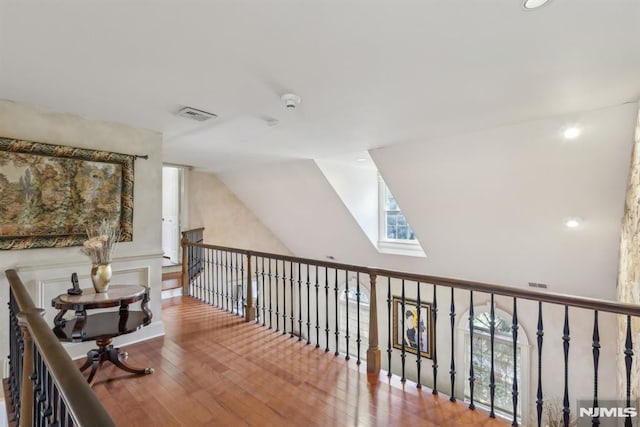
[356,158,367,162]
[563,126,582,140]
[563,217,582,229]
[523,0,552,9]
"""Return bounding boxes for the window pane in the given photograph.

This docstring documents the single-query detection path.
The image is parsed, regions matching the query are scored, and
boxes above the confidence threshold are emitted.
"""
[385,191,398,210]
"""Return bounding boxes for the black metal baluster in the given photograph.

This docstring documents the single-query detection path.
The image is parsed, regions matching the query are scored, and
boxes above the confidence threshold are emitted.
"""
[315,265,320,348]
[432,284,439,394]
[261,257,266,326]
[239,252,245,317]
[208,248,213,305]
[275,260,280,332]
[489,293,496,418]
[592,310,600,427]
[468,291,475,410]
[282,261,287,335]
[290,262,295,337]
[562,305,570,427]
[536,301,544,427]
[214,250,219,307]
[356,272,361,365]
[307,264,311,345]
[334,269,340,356]
[345,270,350,360]
[401,279,406,382]
[268,259,273,329]
[387,276,392,377]
[229,252,235,310]
[512,298,518,426]
[450,287,456,401]
[225,251,230,311]
[298,263,302,341]
[416,281,422,388]
[624,315,633,427]
[255,256,260,324]
[325,266,330,352]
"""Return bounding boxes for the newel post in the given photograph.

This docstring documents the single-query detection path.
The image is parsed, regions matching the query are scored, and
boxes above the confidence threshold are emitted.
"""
[181,234,189,296]
[17,308,44,427]
[367,272,381,374]
[245,254,256,322]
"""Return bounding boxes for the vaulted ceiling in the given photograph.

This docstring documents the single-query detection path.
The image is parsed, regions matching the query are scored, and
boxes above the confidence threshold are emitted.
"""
[1,0,639,297]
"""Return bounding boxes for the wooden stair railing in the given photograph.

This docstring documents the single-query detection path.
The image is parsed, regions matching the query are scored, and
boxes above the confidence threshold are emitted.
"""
[6,269,115,427]
[180,230,640,426]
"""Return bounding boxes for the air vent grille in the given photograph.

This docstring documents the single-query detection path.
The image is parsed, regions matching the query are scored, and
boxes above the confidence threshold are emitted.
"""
[528,282,548,289]
[176,107,217,122]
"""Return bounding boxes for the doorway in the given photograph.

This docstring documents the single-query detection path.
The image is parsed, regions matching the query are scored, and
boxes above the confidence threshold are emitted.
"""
[162,166,182,264]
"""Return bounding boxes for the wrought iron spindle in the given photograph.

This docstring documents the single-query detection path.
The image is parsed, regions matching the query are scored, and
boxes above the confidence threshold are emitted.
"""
[387,276,392,377]
[325,267,330,352]
[315,265,320,348]
[207,249,213,305]
[225,251,230,311]
[306,264,311,345]
[334,269,340,356]
[489,293,496,418]
[356,272,361,365]
[268,259,273,329]
[282,261,287,335]
[239,252,245,316]
[298,263,302,341]
[275,260,280,332]
[450,287,456,401]
[229,252,235,310]
[261,257,266,326]
[401,279,406,382]
[290,262,295,337]
[214,250,219,307]
[416,281,422,388]
[255,256,260,324]
[536,301,544,427]
[624,315,633,427]
[512,298,518,427]
[562,305,570,427]
[432,284,439,394]
[592,310,600,427]
[468,291,475,410]
[345,270,350,360]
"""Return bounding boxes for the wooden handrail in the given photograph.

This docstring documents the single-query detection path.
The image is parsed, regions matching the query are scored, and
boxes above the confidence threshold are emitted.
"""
[182,242,640,317]
[6,269,115,426]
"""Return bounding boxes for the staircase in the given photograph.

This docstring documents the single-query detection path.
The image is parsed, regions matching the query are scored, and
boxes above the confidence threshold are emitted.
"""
[161,258,182,298]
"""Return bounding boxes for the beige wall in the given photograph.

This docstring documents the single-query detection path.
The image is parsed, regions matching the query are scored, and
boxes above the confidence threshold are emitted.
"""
[188,170,290,255]
[617,102,640,398]
[0,99,165,372]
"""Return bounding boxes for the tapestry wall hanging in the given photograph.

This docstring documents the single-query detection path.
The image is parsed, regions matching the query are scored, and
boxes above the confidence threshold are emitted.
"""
[0,137,134,249]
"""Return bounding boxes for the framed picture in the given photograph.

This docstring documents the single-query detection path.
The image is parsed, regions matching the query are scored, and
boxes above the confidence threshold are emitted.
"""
[392,296,434,359]
[0,137,135,249]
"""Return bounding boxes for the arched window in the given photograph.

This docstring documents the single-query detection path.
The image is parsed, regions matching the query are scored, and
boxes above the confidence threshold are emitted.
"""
[463,309,528,423]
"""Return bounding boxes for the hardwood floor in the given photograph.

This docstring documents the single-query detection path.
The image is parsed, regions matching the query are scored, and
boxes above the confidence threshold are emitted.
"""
[92,297,509,426]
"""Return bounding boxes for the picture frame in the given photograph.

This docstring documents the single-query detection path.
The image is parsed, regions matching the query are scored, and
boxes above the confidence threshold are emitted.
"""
[392,296,434,359]
[0,137,134,250]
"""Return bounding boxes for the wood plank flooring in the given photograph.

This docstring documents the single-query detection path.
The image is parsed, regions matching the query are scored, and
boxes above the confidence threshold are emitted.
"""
[91,297,510,427]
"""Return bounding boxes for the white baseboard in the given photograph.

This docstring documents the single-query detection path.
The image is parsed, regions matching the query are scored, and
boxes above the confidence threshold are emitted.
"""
[1,357,8,380]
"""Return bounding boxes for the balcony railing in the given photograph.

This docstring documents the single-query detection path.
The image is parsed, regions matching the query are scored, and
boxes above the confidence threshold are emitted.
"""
[181,228,640,427]
[5,269,115,427]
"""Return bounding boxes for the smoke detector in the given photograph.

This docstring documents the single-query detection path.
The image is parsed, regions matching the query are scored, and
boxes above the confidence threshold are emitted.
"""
[281,93,301,109]
[176,107,218,122]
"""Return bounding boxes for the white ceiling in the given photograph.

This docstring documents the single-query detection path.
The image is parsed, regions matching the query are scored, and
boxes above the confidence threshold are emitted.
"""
[1,0,639,170]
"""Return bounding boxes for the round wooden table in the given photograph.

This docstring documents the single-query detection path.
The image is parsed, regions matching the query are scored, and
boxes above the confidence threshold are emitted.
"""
[51,285,154,385]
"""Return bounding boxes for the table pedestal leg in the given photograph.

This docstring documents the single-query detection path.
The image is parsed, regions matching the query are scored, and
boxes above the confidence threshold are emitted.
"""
[81,337,154,386]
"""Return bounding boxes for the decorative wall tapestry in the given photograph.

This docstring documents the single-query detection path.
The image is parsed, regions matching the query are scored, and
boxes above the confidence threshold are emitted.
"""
[0,137,134,249]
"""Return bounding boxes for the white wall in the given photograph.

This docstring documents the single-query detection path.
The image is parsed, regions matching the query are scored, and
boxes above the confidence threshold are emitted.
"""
[0,99,165,374]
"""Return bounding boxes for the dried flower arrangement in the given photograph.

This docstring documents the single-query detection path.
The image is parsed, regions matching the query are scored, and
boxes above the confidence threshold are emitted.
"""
[80,220,121,265]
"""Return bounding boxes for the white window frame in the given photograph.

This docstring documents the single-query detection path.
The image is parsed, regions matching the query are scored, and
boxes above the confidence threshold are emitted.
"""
[377,177,425,257]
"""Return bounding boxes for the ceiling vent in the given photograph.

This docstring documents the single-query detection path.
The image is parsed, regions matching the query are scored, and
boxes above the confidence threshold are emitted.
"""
[176,107,217,122]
